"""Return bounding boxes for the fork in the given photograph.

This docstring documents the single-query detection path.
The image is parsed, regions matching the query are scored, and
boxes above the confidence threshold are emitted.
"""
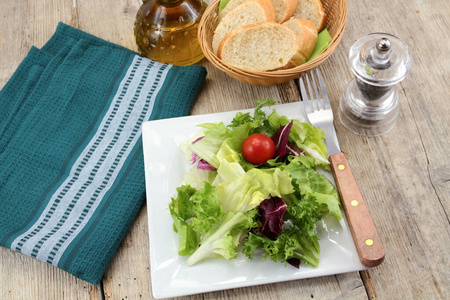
[299,69,385,268]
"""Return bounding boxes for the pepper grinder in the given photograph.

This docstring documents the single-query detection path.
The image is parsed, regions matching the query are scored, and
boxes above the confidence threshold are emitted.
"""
[339,33,412,137]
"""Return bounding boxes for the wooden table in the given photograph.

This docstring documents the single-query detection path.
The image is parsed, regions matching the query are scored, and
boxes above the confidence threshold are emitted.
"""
[1,0,449,299]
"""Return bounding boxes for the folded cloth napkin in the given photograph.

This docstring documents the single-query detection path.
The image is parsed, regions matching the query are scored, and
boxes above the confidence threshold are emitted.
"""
[0,22,206,284]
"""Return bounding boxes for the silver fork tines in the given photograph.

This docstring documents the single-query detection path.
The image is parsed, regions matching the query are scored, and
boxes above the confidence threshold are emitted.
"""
[299,69,340,155]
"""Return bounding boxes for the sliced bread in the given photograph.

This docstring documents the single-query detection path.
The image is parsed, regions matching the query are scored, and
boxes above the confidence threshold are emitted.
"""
[219,0,299,24]
[212,0,276,54]
[282,18,318,60]
[218,0,248,22]
[217,22,304,72]
[293,0,326,31]
[272,0,299,23]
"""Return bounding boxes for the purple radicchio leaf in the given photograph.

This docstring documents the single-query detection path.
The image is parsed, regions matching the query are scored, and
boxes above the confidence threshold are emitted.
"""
[287,258,300,269]
[189,136,204,164]
[190,152,199,164]
[271,121,293,158]
[258,197,287,240]
[189,136,216,170]
[286,142,305,157]
[197,159,217,171]
[192,136,205,144]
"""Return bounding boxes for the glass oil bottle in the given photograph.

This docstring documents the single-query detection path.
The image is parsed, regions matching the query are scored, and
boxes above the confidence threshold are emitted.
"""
[134,0,207,66]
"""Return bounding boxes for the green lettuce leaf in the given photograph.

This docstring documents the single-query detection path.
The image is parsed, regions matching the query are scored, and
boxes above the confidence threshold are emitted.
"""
[291,120,329,167]
[169,185,200,256]
[190,182,224,233]
[243,227,320,267]
[218,0,230,13]
[182,167,217,190]
[213,159,246,186]
[282,156,342,221]
[216,138,241,163]
[228,98,277,136]
[169,183,224,256]
[307,27,332,62]
[284,192,322,237]
[186,211,254,265]
[190,122,232,168]
[217,168,294,213]
[171,218,200,257]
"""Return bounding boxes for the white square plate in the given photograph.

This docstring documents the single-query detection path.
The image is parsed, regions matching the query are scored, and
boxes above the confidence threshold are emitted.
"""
[142,102,366,299]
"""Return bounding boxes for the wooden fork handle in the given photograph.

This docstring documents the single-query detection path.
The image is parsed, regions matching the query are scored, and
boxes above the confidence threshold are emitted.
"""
[329,152,385,268]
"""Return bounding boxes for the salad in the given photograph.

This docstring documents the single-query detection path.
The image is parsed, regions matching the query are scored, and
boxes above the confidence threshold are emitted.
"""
[169,98,342,269]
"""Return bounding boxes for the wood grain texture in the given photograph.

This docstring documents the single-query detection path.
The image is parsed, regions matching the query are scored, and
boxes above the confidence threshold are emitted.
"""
[0,0,449,299]
[334,1,450,299]
[330,153,385,267]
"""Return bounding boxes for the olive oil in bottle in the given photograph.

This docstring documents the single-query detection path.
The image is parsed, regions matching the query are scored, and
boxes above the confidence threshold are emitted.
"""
[134,0,207,66]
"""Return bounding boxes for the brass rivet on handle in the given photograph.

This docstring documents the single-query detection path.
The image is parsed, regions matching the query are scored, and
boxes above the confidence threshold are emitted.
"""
[365,239,374,246]
[338,164,345,170]
[351,200,359,206]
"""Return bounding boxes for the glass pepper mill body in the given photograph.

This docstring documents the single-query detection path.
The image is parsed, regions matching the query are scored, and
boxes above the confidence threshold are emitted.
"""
[134,0,206,66]
[339,33,412,137]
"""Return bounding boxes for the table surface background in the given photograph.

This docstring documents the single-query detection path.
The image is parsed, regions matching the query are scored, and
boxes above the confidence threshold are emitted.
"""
[1,0,449,299]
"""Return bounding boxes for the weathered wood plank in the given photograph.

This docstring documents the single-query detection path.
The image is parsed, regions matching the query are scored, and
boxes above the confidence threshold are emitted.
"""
[328,0,450,299]
[0,248,101,300]
[0,0,78,87]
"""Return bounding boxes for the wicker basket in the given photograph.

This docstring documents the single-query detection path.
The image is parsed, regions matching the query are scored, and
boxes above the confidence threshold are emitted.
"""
[198,0,347,86]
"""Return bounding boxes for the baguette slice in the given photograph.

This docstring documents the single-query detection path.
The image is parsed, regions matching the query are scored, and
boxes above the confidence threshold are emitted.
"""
[272,0,299,23]
[212,0,276,54]
[219,0,299,24]
[218,22,304,71]
[282,18,318,60]
[218,0,248,22]
[293,0,326,31]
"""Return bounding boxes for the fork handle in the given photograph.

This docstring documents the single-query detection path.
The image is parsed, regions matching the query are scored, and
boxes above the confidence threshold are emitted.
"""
[329,152,385,268]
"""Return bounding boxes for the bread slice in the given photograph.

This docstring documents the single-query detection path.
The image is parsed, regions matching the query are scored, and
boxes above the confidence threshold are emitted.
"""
[218,0,248,22]
[293,0,326,31]
[217,22,304,71]
[282,18,318,60]
[272,0,299,23]
[212,0,276,54]
[219,0,298,24]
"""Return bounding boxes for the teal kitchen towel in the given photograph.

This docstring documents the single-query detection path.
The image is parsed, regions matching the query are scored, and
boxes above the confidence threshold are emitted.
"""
[0,23,207,284]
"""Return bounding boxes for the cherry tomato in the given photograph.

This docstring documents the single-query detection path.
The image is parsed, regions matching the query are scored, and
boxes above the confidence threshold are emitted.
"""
[242,133,275,165]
